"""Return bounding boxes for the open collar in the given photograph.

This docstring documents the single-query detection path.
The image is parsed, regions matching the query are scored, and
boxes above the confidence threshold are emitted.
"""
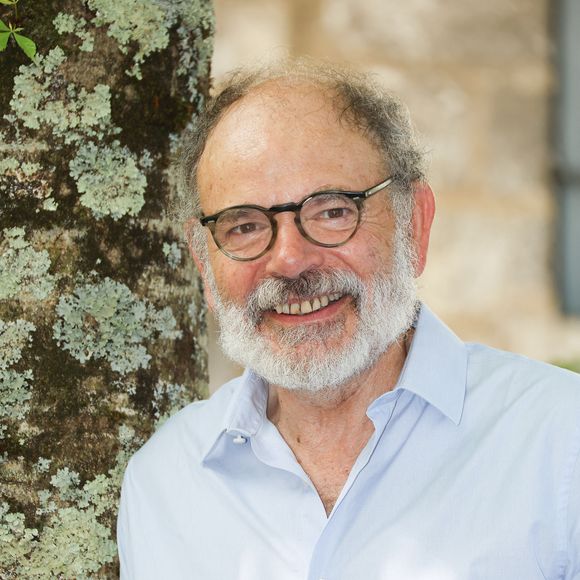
[390,304,467,425]
[201,303,468,463]
[200,368,268,462]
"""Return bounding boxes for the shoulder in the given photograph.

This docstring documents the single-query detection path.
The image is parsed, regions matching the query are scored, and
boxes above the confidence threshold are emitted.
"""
[127,376,243,476]
[466,342,580,388]
[465,342,580,421]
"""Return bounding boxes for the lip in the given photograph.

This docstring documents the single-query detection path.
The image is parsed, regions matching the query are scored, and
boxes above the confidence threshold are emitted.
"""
[264,295,351,326]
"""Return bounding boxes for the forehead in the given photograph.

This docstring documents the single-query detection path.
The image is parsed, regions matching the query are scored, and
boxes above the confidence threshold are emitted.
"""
[197,81,386,213]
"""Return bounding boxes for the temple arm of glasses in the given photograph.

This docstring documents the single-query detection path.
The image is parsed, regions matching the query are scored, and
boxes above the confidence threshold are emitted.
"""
[364,176,394,198]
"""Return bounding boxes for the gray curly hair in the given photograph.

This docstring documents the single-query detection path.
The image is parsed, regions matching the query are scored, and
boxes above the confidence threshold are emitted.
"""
[179,58,426,262]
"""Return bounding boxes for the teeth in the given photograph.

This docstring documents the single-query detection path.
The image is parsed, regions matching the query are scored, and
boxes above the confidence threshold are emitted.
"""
[273,293,342,315]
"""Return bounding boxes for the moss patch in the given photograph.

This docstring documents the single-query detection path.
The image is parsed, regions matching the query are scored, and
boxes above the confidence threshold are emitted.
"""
[53,278,181,375]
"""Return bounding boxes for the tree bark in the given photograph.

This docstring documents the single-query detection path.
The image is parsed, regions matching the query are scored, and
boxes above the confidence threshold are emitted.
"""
[0,1,213,576]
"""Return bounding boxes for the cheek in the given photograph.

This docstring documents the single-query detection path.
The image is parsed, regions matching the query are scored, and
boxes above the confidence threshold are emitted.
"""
[212,260,260,302]
[358,207,397,246]
[340,227,396,276]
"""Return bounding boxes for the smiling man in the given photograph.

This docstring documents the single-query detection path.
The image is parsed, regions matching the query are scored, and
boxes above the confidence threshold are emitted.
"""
[118,61,580,579]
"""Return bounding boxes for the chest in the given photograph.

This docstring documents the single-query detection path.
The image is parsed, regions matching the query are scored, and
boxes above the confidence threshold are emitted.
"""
[132,390,570,580]
[141,448,559,580]
[293,447,361,515]
[280,422,376,515]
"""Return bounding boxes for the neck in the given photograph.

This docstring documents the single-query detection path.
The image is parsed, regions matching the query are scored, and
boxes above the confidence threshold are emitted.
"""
[266,331,412,516]
[267,330,412,443]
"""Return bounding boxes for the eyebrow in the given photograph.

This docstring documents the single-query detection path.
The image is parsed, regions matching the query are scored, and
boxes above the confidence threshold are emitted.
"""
[311,183,356,193]
[219,207,260,220]
[204,185,359,217]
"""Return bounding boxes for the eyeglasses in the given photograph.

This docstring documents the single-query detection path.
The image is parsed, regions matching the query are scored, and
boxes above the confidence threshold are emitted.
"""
[199,176,395,261]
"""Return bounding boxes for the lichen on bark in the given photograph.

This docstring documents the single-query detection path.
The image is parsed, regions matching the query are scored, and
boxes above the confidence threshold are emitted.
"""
[0,0,213,576]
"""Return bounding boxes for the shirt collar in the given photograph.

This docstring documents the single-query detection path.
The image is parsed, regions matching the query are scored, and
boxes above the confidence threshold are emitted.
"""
[200,368,268,462]
[391,304,467,425]
[222,367,268,437]
[201,303,468,462]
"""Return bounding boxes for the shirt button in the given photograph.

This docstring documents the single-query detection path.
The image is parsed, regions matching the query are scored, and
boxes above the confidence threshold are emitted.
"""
[232,435,247,444]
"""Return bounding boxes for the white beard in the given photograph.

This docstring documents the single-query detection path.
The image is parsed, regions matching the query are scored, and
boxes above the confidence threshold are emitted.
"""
[206,227,418,394]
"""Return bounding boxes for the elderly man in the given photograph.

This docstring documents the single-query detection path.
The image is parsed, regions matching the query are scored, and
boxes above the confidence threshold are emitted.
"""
[118,61,580,579]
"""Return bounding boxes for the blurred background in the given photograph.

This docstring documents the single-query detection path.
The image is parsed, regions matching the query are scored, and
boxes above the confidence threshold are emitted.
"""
[206,0,580,392]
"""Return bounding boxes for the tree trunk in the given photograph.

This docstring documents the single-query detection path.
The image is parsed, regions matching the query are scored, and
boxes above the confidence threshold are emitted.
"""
[0,1,213,576]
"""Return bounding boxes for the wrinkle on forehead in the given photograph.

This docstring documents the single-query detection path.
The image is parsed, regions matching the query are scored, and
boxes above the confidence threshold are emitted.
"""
[202,81,354,163]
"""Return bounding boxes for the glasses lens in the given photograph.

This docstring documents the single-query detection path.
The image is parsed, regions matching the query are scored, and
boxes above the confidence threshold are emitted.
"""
[214,208,272,259]
[301,194,359,245]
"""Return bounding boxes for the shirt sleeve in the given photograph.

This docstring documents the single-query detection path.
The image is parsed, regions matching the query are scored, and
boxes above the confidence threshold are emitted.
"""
[117,459,136,580]
[566,430,580,579]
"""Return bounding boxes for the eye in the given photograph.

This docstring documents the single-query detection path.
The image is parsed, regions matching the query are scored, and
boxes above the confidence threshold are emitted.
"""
[302,193,358,224]
[319,207,350,220]
[224,220,270,241]
[312,204,357,223]
[234,222,255,235]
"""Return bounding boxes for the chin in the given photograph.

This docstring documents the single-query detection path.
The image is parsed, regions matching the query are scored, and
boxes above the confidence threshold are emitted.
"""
[221,318,387,393]
[258,315,351,350]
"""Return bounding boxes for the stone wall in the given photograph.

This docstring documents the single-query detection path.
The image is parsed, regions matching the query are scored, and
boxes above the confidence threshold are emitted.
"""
[207,0,580,390]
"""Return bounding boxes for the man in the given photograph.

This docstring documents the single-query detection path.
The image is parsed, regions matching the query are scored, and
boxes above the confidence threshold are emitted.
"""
[118,60,580,579]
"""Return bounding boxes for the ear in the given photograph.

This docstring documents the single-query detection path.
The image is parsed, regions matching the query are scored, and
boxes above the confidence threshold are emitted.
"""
[410,181,435,277]
[184,218,217,312]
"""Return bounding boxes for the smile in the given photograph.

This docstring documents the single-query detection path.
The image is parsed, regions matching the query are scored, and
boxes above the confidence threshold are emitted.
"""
[273,293,343,315]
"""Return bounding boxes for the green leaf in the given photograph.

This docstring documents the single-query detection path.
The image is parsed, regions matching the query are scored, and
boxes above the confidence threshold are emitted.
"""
[0,0,19,5]
[13,32,35,59]
[0,18,10,32]
[0,31,9,51]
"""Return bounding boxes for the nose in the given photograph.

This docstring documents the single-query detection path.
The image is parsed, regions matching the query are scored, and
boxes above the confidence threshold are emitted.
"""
[264,213,324,278]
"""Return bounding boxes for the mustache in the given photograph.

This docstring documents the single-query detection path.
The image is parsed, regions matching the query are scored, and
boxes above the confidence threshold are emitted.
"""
[245,269,365,323]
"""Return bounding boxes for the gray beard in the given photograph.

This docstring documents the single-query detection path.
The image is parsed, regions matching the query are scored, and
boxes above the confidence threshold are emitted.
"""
[207,228,418,394]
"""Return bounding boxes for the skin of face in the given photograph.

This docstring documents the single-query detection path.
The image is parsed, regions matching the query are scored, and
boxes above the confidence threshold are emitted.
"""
[192,81,434,364]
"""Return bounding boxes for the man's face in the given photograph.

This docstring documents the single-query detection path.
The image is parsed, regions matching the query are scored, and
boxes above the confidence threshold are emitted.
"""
[195,83,419,392]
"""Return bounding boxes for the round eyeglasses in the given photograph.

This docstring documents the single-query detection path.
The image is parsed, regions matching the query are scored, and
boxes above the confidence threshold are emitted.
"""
[199,176,395,261]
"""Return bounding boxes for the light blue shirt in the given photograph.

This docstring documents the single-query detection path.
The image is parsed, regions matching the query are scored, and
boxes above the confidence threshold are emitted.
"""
[118,305,580,579]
